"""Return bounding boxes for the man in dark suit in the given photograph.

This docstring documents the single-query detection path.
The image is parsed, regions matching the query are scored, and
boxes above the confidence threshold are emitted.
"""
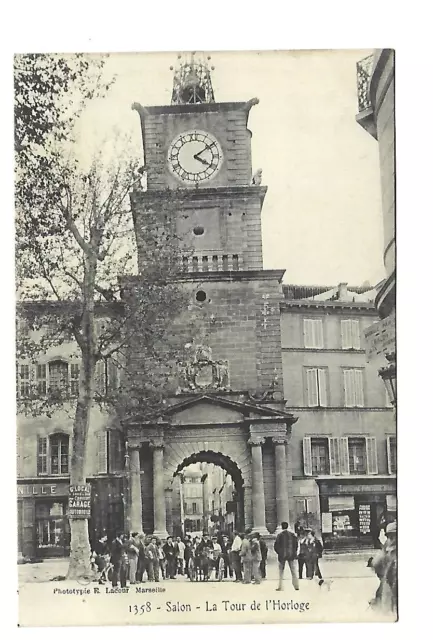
[274,521,299,592]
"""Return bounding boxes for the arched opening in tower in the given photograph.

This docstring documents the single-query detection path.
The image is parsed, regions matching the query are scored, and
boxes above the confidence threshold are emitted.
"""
[172,451,244,539]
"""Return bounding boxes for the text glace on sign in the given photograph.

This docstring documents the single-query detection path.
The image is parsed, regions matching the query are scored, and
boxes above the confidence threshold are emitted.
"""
[68,484,91,518]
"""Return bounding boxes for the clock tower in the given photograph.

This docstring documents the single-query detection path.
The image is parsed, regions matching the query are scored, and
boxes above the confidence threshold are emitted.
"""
[125,54,297,538]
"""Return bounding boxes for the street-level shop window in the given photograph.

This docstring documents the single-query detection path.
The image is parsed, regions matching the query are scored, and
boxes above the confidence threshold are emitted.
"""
[35,501,69,554]
[348,438,367,474]
[341,319,361,350]
[343,368,365,407]
[37,433,69,476]
[303,318,324,349]
[305,367,328,407]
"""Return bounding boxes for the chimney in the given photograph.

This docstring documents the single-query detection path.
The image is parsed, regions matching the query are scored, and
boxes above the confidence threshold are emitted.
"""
[338,283,348,301]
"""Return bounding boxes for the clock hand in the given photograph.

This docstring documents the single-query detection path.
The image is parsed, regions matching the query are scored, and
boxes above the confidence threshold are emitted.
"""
[193,154,210,166]
[194,142,217,159]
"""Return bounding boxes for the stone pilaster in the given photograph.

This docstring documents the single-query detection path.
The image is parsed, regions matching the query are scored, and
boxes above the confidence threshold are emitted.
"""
[129,445,143,533]
[151,441,168,538]
[165,487,173,536]
[273,436,290,532]
[248,436,269,535]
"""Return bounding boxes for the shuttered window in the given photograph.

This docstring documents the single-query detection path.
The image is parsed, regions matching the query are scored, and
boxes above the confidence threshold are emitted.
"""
[70,363,80,396]
[311,438,329,474]
[366,436,378,474]
[37,434,69,475]
[303,319,324,349]
[36,364,47,395]
[49,360,69,391]
[96,431,108,474]
[343,369,365,407]
[50,434,69,475]
[340,436,350,475]
[95,360,106,395]
[108,430,123,472]
[306,368,328,407]
[37,436,48,475]
[341,319,361,350]
[329,437,341,475]
[387,436,397,474]
[302,436,313,476]
[19,364,31,397]
[348,437,367,474]
[95,358,119,396]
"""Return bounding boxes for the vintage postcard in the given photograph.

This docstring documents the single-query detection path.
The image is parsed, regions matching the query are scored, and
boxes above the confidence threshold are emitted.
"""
[15,49,396,626]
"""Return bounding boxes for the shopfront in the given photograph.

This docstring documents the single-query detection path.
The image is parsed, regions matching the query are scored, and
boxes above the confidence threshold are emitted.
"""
[17,481,71,559]
[17,477,126,560]
[317,478,397,550]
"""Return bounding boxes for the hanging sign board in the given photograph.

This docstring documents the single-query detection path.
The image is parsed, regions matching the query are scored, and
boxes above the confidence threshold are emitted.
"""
[364,311,396,361]
[68,484,91,518]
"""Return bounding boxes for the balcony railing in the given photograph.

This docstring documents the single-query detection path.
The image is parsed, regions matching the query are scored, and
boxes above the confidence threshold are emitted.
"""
[181,252,243,273]
[356,54,374,112]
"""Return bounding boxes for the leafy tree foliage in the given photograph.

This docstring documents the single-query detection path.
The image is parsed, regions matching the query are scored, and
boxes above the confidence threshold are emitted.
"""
[15,54,190,578]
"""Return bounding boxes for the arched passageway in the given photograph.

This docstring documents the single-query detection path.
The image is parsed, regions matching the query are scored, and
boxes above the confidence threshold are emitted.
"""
[171,451,244,537]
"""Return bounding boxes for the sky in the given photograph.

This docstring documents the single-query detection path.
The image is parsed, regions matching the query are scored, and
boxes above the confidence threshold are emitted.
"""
[77,49,385,288]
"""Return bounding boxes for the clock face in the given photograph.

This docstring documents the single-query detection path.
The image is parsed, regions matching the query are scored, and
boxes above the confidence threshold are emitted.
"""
[168,130,223,184]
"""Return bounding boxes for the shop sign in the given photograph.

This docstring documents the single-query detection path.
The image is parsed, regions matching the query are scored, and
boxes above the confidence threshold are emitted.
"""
[68,484,91,518]
[364,312,396,361]
[323,483,395,495]
[17,483,69,498]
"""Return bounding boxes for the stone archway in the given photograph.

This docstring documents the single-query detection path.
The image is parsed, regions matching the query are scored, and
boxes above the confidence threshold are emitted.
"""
[170,450,245,536]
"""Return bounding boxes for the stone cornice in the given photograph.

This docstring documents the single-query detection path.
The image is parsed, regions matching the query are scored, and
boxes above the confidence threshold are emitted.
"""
[284,406,393,413]
[282,347,367,354]
[133,100,257,116]
[130,185,268,206]
[280,300,376,312]
[173,269,286,284]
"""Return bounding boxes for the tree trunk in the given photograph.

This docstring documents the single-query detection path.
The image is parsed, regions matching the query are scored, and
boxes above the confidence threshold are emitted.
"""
[66,254,97,580]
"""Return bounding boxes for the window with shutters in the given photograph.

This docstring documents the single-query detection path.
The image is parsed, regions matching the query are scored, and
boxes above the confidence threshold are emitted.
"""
[49,360,69,391]
[19,364,31,397]
[311,438,330,474]
[387,436,397,474]
[343,368,365,407]
[305,367,328,407]
[348,438,367,474]
[96,431,108,474]
[37,434,69,475]
[192,502,197,514]
[95,358,119,397]
[341,319,361,350]
[70,363,80,396]
[36,364,47,394]
[37,436,48,474]
[303,318,324,349]
[50,434,69,475]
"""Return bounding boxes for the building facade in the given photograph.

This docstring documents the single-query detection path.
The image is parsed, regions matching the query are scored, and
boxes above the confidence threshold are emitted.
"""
[281,283,395,550]
[17,55,395,559]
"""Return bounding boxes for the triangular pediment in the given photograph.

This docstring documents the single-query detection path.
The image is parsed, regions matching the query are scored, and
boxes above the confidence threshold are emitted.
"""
[123,394,297,427]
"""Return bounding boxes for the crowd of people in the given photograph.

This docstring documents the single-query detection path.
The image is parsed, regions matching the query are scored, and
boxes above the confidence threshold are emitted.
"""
[90,519,397,613]
[90,522,326,590]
